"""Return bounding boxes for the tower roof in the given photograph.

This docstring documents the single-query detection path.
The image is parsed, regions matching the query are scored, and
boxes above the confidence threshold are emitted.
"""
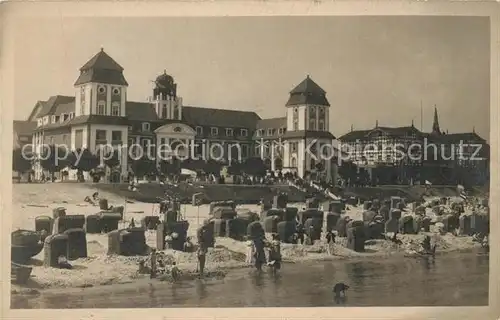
[79,48,124,71]
[74,48,128,86]
[289,75,326,95]
[431,106,441,135]
[286,75,330,106]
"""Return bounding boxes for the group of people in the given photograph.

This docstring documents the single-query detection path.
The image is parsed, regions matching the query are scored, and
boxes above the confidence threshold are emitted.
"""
[245,234,282,274]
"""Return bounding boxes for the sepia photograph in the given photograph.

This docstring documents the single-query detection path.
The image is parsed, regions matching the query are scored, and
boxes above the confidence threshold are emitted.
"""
[1,1,497,317]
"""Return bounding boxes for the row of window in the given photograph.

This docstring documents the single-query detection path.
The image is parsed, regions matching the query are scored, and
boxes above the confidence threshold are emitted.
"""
[95,85,121,96]
[133,122,249,137]
[96,101,121,116]
[37,113,75,127]
[256,127,286,137]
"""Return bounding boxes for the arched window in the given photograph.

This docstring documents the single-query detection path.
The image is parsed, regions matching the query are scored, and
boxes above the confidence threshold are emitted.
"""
[111,102,120,116]
[291,157,297,168]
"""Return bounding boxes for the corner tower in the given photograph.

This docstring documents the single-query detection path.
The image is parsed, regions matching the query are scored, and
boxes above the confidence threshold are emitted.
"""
[282,75,335,181]
[74,48,128,117]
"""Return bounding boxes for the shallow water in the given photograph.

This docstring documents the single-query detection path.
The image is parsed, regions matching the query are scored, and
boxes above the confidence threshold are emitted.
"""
[12,251,489,308]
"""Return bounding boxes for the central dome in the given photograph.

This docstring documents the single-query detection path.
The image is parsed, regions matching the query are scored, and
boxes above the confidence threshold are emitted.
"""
[153,70,177,98]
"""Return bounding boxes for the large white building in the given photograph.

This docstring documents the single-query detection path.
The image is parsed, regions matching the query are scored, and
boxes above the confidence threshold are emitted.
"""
[19,49,340,182]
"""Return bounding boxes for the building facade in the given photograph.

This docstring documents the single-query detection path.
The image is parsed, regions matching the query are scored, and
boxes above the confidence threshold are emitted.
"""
[17,49,339,182]
[338,107,489,185]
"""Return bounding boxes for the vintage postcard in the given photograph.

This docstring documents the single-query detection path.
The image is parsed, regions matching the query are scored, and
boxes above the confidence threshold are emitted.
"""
[1,1,498,319]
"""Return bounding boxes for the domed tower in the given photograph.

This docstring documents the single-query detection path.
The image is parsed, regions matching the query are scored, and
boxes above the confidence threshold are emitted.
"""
[153,70,183,120]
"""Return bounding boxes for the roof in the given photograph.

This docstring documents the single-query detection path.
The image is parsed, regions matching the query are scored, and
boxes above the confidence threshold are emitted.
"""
[79,49,124,71]
[27,100,46,121]
[126,101,159,121]
[429,132,486,143]
[37,95,75,118]
[13,120,37,136]
[286,76,330,107]
[290,76,326,95]
[74,49,128,86]
[182,106,261,128]
[52,101,76,115]
[74,69,128,86]
[338,126,423,141]
[256,117,286,129]
[282,130,336,140]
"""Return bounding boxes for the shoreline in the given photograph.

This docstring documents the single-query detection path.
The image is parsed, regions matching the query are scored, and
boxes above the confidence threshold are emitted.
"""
[11,183,488,298]
[11,238,485,297]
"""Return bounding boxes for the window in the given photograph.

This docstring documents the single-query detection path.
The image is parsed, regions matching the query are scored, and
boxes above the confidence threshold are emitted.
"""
[43,116,49,125]
[111,102,120,116]
[112,87,120,95]
[142,122,150,131]
[51,115,56,123]
[254,145,261,156]
[142,139,151,149]
[225,128,233,136]
[318,120,325,131]
[95,129,107,145]
[290,142,298,152]
[267,128,274,136]
[241,145,248,158]
[173,126,182,133]
[173,105,180,119]
[211,127,218,136]
[278,128,285,135]
[293,108,299,131]
[240,129,248,137]
[196,126,203,135]
[97,101,106,115]
[111,131,122,145]
[128,125,133,131]
[69,112,74,119]
[256,129,262,137]
[80,87,86,115]
[37,119,42,127]
[309,120,316,130]
[98,86,106,94]
[162,104,168,119]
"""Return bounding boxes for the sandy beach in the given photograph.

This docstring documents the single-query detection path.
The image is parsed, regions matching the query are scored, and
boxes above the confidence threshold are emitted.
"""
[11,183,483,293]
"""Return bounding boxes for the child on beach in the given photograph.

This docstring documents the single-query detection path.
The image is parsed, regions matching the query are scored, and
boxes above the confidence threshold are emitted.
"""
[170,262,180,282]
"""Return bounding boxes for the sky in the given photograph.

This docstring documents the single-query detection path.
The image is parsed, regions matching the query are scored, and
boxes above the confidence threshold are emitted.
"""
[13,16,490,140]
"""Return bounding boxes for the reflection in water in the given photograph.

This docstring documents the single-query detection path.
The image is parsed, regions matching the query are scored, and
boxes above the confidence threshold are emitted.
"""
[12,251,488,308]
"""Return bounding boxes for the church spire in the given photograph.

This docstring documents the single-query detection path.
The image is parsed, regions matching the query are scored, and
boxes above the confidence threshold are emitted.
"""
[431,105,441,135]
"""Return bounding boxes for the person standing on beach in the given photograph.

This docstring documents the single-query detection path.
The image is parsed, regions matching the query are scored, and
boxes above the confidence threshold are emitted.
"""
[245,236,255,265]
[295,217,305,245]
[325,230,335,255]
[150,249,157,279]
[197,245,207,276]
